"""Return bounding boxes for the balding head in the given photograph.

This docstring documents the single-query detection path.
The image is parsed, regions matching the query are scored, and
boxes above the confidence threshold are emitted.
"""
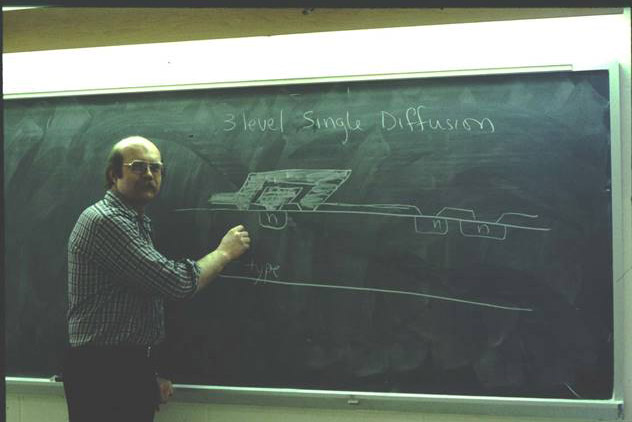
[112,136,161,159]
[105,136,163,213]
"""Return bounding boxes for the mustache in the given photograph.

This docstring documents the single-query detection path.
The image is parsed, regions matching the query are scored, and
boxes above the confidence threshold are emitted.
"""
[140,181,157,189]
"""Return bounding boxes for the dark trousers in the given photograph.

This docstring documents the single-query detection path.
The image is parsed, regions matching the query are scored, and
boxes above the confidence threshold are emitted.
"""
[62,345,160,422]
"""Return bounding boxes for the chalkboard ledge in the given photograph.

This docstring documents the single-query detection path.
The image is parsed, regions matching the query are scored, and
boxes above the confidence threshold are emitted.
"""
[7,378,621,420]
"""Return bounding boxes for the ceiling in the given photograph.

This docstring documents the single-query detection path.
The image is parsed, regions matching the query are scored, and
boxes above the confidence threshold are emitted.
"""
[3,7,624,53]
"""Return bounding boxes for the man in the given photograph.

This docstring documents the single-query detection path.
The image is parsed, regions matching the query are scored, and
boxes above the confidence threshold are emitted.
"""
[63,136,250,421]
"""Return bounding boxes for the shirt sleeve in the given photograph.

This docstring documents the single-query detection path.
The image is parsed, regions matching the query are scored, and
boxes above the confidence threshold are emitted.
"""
[92,210,199,300]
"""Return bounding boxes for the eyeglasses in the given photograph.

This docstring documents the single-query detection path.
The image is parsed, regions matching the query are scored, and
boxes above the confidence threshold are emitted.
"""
[123,160,164,175]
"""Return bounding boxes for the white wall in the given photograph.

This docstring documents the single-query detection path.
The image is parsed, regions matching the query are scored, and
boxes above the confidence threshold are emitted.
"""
[4,9,631,422]
[6,393,595,422]
[2,12,628,96]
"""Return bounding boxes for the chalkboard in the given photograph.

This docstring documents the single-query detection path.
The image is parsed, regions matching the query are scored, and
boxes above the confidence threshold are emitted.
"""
[4,70,614,400]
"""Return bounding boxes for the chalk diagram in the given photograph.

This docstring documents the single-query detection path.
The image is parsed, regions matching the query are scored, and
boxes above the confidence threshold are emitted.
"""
[175,169,550,312]
[191,169,550,240]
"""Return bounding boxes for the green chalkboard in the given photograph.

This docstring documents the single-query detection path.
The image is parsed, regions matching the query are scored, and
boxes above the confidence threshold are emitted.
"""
[4,70,613,399]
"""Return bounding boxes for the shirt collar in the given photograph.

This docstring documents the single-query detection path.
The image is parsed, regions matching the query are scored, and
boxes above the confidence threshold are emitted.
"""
[104,190,152,224]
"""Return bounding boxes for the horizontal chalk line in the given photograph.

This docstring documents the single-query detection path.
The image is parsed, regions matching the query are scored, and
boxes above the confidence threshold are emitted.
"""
[220,274,533,312]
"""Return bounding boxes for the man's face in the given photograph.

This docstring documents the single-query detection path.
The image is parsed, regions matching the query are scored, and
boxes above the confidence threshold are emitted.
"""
[113,143,162,209]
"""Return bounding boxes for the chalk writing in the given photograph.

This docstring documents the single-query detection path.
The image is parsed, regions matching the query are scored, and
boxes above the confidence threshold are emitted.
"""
[301,110,363,145]
[175,169,550,240]
[381,105,495,133]
[246,259,281,284]
[223,110,284,133]
[217,98,498,141]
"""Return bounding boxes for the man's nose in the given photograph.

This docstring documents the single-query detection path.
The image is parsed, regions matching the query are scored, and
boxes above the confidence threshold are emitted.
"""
[141,166,154,178]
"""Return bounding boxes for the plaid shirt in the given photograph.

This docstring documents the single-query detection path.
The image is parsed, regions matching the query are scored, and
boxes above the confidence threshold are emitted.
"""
[67,190,199,347]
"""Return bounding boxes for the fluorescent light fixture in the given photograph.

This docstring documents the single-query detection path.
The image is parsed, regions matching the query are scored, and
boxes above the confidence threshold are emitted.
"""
[2,6,47,11]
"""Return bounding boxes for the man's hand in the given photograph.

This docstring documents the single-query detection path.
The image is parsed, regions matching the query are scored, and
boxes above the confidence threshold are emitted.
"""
[195,224,251,292]
[156,377,173,411]
[217,224,251,261]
